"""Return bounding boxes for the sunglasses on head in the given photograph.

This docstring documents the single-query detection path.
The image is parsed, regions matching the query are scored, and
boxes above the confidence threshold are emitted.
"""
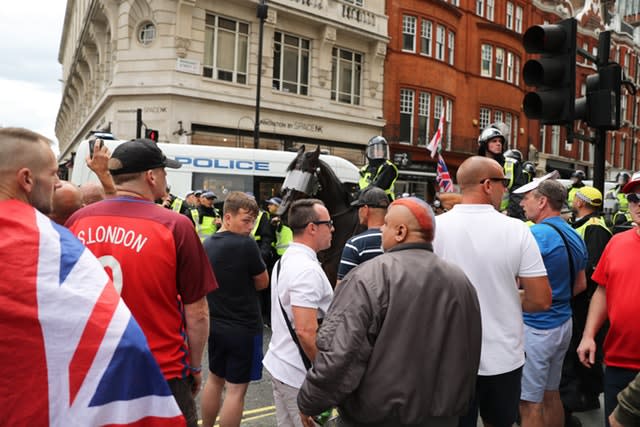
[626,193,640,204]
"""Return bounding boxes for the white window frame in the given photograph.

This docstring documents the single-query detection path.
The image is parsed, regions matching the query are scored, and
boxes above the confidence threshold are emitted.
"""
[476,0,484,16]
[418,92,430,147]
[446,99,453,150]
[495,48,504,80]
[436,25,446,61]
[481,44,492,77]
[505,113,512,146]
[402,15,417,52]
[552,125,560,155]
[448,31,455,65]
[480,108,491,130]
[621,136,626,167]
[486,0,495,21]
[506,52,514,83]
[506,2,514,30]
[331,47,362,105]
[515,6,523,33]
[399,89,415,145]
[272,32,310,95]
[420,20,432,57]
[494,110,503,126]
[203,14,249,84]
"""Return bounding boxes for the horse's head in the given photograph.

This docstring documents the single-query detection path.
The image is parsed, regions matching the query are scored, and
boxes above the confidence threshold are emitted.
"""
[277,145,321,216]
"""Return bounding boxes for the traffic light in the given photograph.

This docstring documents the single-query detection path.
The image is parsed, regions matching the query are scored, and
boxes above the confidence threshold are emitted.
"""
[575,64,622,129]
[522,18,577,125]
[145,128,159,142]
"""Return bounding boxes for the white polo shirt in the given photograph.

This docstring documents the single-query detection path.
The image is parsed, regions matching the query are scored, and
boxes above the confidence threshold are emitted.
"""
[263,242,333,388]
[433,204,547,376]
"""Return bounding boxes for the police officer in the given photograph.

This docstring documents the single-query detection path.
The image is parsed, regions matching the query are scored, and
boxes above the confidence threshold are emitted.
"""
[477,123,507,166]
[265,197,293,258]
[522,161,536,184]
[605,172,632,227]
[197,191,221,241]
[567,170,586,206]
[503,148,529,220]
[359,136,398,201]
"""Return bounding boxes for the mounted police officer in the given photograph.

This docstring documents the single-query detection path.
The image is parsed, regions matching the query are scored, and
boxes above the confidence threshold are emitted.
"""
[358,136,398,202]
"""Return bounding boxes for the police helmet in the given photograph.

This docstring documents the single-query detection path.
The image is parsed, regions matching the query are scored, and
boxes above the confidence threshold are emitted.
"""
[522,161,536,177]
[366,136,389,160]
[504,149,523,163]
[616,171,631,185]
[571,170,586,181]
[477,124,506,151]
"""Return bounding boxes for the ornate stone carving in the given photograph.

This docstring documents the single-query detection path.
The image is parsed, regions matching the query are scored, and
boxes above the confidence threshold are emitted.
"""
[175,36,191,58]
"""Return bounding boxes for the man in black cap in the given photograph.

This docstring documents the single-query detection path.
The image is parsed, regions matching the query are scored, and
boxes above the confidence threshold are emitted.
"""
[336,186,389,285]
[65,138,218,427]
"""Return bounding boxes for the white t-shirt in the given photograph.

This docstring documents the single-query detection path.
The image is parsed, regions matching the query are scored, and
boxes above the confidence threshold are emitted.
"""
[433,204,547,376]
[263,242,333,388]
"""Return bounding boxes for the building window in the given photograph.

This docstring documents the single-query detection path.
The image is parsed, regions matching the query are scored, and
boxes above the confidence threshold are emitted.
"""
[448,31,455,65]
[632,140,637,170]
[418,92,430,146]
[515,56,520,85]
[610,135,616,165]
[481,44,492,77]
[486,0,495,21]
[506,52,514,83]
[551,126,560,155]
[421,20,432,56]
[203,14,249,83]
[494,110,503,125]
[138,22,156,45]
[435,25,445,61]
[621,137,626,168]
[506,2,514,30]
[434,96,444,142]
[331,48,362,105]
[621,94,628,123]
[273,32,310,95]
[515,6,523,33]
[505,113,513,146]
[402,16,417,52]
[480,108,491,129]
[400,89,414,144]
[446,99,453,150]
[476,0,484,16]
[495,48,504,80]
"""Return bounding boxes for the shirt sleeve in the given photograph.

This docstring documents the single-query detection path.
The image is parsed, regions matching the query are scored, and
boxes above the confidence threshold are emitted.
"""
[337,240,359,280]
[244,236,267,276]
[174,216,218,303]
[518,224,548,278]
[289,267,327,309]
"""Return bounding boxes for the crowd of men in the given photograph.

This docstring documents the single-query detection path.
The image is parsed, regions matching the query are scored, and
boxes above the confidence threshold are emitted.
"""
[2,125,640,427]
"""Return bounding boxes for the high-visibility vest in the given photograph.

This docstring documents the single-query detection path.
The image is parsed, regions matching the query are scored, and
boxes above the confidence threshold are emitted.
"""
[500,158,517,211]
[574,215,611,239]
[171,198,184,213]
[605,189,629,213]
[198,213,218,242]
[274,224,293,256]
[251,211,267,241]
[358,160,398,200]
[189,208,199,228]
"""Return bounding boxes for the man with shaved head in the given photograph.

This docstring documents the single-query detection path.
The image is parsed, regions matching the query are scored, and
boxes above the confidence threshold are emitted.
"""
[298,197,482,427]
[49,180,84,225]
[79,182,107,205]
[434,156,552,427]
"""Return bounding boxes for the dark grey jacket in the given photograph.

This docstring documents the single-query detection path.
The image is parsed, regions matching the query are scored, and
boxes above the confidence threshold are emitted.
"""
[298,243,482,426]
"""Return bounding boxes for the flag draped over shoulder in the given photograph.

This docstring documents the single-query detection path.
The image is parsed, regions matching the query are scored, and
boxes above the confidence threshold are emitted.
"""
[0,199,185,427]
[436,154,455,193]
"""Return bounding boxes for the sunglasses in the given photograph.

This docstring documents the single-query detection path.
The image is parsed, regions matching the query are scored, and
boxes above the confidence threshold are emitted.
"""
[626,193,640,204]
[311,220,334,228]
[479,177,509,187]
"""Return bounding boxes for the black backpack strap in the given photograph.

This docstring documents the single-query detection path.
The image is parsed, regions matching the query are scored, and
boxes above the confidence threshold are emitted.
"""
[274,260,312,370]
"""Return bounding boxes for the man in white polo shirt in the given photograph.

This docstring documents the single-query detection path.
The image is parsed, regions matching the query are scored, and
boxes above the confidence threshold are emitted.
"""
[263,198,334,427]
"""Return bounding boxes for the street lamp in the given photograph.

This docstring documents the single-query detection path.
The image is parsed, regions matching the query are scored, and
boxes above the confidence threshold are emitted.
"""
[254,0,268,149]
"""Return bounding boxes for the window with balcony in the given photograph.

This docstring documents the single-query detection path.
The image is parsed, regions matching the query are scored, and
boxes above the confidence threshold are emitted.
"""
[331,47,362,105]
[273,32,310,95]
[203,14,249,83]
[506,2,513,30]
[435,25,445,61]
[515,6,523,33]
[403,15,417,52]
[400,89,415,144]
[486,0,495,21]
[418,92,430,146]
[421,20,432,57]
[495,48,504,80]
[448,31,455,65]
[481,44,492,77]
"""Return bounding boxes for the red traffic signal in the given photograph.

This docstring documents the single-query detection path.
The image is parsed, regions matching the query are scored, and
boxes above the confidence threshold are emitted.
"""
[145,129,159,142]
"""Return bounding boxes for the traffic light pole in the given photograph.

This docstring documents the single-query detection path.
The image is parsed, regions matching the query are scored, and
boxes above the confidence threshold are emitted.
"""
[593,129,606,194]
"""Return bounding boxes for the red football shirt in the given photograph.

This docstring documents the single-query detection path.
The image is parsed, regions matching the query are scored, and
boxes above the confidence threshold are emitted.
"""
[66,196,218,379]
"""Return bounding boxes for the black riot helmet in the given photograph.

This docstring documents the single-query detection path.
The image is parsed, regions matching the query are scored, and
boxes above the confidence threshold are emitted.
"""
[366,136,390,160]
[504,149,523,163]
[522,161,536,176]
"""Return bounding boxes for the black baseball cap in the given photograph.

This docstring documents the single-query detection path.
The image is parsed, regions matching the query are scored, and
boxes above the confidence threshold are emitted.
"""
[108,138,182,176]
[350,187,389,208]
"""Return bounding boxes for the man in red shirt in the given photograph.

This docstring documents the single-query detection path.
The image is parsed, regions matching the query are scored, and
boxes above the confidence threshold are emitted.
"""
[66,138,218,427]
[577,171,640,427]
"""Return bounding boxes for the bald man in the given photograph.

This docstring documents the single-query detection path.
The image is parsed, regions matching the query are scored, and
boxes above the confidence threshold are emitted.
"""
[298,197,482,427]
[49,180,84,225]
[433,156,552,427]
[0,127,61,213]
[79,182,106,205]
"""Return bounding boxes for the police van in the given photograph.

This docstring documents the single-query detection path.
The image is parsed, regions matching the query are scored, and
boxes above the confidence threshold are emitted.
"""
[69,138,361,202]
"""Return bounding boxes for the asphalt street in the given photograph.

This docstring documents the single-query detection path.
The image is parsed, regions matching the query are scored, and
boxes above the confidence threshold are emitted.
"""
[197,326,607,427]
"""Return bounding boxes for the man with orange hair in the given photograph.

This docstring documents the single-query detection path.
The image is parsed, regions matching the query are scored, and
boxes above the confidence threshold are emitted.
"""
[298,197,482,427]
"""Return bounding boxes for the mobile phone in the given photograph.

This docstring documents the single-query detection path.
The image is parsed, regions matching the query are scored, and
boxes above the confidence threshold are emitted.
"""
[89,138,103,158]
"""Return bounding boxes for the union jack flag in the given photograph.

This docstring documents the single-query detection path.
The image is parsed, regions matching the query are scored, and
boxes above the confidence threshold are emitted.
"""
[0,200,185,427]
[436,154,455,193]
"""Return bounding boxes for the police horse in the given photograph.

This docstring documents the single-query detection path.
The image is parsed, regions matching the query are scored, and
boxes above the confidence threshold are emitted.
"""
[278,146,363,286]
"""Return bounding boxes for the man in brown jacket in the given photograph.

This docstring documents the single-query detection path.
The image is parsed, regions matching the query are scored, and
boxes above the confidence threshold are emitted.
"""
[297,197,482,427]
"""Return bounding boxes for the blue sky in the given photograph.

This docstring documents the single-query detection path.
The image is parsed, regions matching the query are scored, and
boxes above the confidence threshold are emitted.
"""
[0,1,66,152]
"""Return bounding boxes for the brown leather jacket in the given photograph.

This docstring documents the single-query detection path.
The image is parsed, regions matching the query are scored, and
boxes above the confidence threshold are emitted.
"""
[298,243,482,425]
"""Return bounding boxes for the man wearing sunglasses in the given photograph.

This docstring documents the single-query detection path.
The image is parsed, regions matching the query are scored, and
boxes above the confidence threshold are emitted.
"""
[578,171,640,427]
